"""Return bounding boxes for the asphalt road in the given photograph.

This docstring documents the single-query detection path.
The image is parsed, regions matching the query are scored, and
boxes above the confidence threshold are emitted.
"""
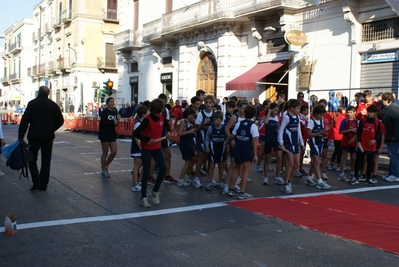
[0,124,398,267]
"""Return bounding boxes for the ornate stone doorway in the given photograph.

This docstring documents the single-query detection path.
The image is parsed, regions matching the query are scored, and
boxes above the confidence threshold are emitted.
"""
[197,53,217,96]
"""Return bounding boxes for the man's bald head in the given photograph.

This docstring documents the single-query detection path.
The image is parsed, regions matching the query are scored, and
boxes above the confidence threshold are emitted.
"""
[38,86,50,97]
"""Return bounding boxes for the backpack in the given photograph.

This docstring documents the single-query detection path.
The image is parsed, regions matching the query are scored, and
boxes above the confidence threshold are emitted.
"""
[6,141,33,180]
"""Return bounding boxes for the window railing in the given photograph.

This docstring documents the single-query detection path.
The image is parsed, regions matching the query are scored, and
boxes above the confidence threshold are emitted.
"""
[106,9,117,20]
[362,17,399,42]
[114,29,142,50]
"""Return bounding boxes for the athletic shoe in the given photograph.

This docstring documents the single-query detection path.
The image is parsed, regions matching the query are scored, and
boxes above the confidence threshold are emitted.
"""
[294,170,302,178]
[164,175,178,183]
[349,177,359,185]
[322,172,328,180]
[183,175,192,183]
[139,197,151,208]
[299,169,308,176]
[193,177,202,188]
[339,173,348,182]
[316,181,331,190]
[385,175,399,182]
[150,189,160,205]
[0,171,5,177]
[327,164,334,170]
[281,184,292,194]
[256,164,263,173]
[221,186,229,195]
[148,176,156,185]
[274,176,284,185]
[288,181,293,192]
[205,180,214,191]
[335,166,341,172]
[247,177,252,183]
[227,189,235,197]
[305,176,316,186]
[262,177,269,185]
[211,179,217,187]
[268,167,275,172]
[101,171,109,179]
[366,180,376,187]
[236,176,242,185]
[131,184,141,192]
[350,171,354,177]
[237,192,253,200]
[369,176,377,184]
[177,179,192,187]
[358,174,367,182]
[234,185,241,193]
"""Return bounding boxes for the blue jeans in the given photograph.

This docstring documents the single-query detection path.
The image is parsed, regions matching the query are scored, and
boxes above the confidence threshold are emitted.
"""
[387,141,399,177]
[141,147,166,199]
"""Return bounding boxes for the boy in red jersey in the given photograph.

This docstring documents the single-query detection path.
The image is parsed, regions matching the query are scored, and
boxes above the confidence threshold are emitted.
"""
[338,106,357,181]
[349,105,382,186]
[329,106,345,171]
[133,99,168,208]
[317,99,334,180]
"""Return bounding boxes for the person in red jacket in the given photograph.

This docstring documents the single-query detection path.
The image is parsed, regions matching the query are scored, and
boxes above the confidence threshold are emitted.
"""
[356,90,380,120]
[170,100,183,132]
[349,105,381,186]
[328,106,345,171]
[133,99,168,208]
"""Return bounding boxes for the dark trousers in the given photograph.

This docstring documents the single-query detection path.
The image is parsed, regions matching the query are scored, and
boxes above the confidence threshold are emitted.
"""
[331,140,342,165]
[354,150,375,180]
[28,139,53,188]
[141,147,166,199]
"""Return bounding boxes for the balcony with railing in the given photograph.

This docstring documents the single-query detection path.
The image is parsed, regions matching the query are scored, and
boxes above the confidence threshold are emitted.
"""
[9,73,21,83]
[143,0,325,41]
[1,76,10,85]
[62,9,72,23]
[97,57,117,73]
[114,29,143,52]
[32,65,38,77]
[9,41,22,54]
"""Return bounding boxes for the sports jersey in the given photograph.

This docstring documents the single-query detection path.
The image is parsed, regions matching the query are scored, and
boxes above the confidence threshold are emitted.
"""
[357,118,381,152]
[130,119,142,156]
[308,118,324,146]
[179,119,195,151]
[205,124,227,163]
[323,112,334,140]
[278,112,304,154]
[339,118,357,147]
[195,109,215,151]
[265,116,279,142]
[98,107,118,140]
[232,119,259,161]
[139,113,164,150]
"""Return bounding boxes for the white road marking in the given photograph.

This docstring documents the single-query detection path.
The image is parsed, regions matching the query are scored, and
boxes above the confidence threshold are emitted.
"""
[84,169,132,175]
[1,185,398,233]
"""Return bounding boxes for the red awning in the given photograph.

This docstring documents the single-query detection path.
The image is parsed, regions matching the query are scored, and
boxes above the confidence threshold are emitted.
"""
[226,61,286,91]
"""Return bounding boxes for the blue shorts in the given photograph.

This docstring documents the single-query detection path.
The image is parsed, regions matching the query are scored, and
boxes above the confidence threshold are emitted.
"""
[310,143,323,157]
[342,146,356,153]
[209,153,227,163]
[100,138,116,143]
[161,138,171,148]
[284,143,300,154]
[131,154,141,158]
[264,140,281,154]
[234,157,252,164]
[181,148,195,161]
[322,138,329,150]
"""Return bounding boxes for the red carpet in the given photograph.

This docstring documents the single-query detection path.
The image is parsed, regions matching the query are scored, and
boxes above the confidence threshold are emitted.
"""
[229,194,399,255]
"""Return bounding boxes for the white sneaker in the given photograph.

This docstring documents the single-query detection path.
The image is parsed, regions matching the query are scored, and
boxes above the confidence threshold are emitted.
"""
[193,177,202,188]
[274,176,284,185]
[322,172,328,180]
[256,165,263,173]
[139,197,151,208]
[0,171,5,177]
[221,186,229,195]
[234,185,241,193]
[236,176,242,185]
[294,170,302,178]
[262,177,269,185]
[131,184,141,192]
[177,179,192,187]
[339,173,348,182]
[316,181,331,190]
[237,192,253,200]
[385,175,399,182]
[288,181,293,191]
[327,164,334,171]
[335,166,341,172]
[247,177,252,183]
[305,176,316,186]
[183,175,192,183]
[281,184,292,194]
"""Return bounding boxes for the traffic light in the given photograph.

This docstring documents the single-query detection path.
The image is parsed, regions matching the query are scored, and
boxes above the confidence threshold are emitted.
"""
[102,79,114,96]
[107,80,113,90]
[94,88,98,102]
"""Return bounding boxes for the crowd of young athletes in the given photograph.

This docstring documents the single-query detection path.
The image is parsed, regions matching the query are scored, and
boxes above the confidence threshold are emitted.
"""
[98,89,398,208]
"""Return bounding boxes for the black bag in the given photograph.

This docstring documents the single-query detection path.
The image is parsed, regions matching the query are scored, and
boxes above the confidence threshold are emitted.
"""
[6,141,33,180]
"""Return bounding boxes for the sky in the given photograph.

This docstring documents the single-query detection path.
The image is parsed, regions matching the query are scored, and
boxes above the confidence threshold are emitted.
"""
[0,0,38,46]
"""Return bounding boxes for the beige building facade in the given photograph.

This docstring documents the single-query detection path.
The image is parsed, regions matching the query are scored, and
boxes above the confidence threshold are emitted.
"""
[114,0,399,105]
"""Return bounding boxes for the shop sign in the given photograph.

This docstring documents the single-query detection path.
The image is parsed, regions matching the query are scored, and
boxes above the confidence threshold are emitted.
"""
[363,50,398,63]
[160,73,172,83]
[284,30,307,46]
